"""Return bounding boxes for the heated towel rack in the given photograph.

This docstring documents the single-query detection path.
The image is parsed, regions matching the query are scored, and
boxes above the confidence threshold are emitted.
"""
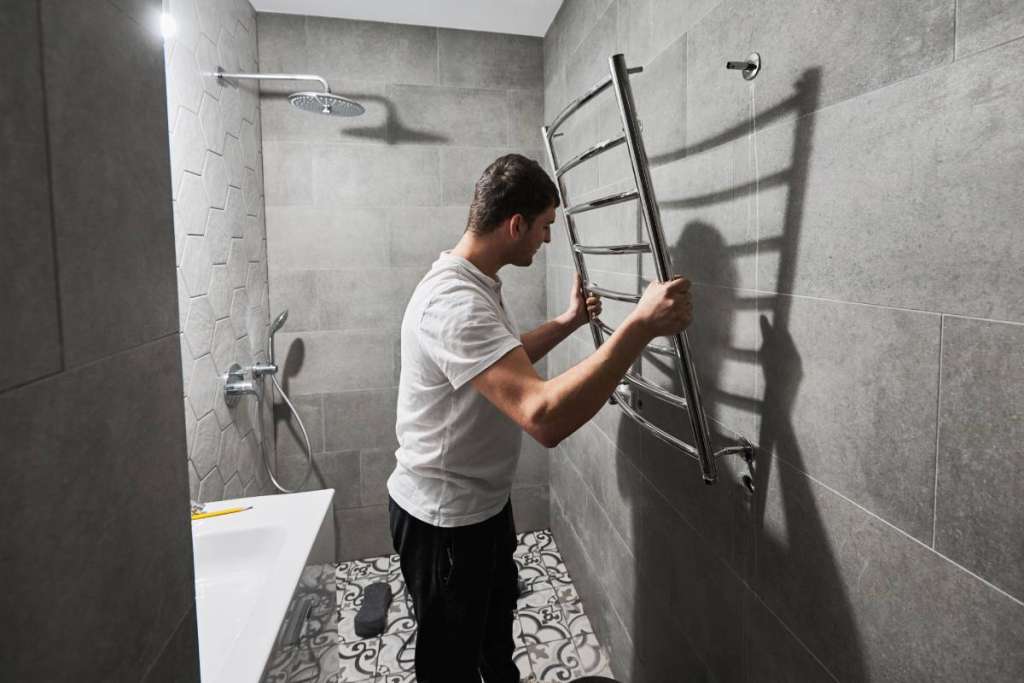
[541,53,753,485]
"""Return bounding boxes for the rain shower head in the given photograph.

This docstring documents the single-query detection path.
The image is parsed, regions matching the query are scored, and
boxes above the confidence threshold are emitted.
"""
[290,91,365,117]
[271,309,289,334]
[214,69,365,117]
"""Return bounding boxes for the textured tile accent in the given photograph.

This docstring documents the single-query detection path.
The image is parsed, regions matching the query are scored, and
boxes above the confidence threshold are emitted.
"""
[935,317,1024,599]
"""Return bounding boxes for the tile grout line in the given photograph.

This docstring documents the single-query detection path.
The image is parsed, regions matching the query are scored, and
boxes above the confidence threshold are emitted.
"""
[36,0,66,375]
[931,315,945,548]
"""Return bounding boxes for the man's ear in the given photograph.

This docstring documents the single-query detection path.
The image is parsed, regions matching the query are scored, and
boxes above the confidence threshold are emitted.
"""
[508,213,525,237]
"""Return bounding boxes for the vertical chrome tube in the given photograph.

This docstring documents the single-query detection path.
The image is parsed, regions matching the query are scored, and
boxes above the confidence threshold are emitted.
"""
[541,126,607,352]
[608,53,718,483]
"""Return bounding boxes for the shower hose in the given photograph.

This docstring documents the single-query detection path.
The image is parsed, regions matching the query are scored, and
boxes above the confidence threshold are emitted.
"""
[255,372,314,494]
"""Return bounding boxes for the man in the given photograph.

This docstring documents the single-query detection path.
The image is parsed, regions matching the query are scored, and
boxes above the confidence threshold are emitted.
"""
[387,154,693,682]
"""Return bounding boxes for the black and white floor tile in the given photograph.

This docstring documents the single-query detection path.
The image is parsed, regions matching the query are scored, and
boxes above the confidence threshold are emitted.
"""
[334,530,613,682]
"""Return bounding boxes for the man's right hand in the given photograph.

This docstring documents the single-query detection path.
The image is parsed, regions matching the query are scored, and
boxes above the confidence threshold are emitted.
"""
[630,276,693,338]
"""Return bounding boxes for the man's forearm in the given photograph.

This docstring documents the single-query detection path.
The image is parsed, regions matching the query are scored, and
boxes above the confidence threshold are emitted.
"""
[528,316,651,446]
[520,312,581,363]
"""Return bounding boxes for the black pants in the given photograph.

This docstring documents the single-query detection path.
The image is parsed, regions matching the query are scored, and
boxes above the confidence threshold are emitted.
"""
[389,497,519,683]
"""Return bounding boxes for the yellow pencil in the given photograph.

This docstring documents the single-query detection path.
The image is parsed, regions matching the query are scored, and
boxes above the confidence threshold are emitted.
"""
[191,506,252,521]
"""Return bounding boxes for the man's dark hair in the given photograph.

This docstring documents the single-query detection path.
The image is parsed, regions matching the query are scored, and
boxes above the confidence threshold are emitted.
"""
[466,154,560,234]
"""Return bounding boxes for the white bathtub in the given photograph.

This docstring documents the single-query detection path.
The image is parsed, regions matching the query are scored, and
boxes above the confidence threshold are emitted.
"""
[191,489,335,683]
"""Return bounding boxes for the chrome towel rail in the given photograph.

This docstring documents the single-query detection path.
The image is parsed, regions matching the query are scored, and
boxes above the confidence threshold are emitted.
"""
[541,53,754,485]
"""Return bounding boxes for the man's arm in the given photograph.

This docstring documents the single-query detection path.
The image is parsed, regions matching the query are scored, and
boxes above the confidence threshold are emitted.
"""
[473,277,692,447]
[520,273,602,363]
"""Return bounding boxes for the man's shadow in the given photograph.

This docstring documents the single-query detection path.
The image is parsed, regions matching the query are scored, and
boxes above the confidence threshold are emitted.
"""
[596,68,865,681]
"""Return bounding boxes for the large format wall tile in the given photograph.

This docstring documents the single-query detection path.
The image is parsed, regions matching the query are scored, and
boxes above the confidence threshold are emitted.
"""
[0,336,193,681]
[276,329,394,395]
[686,0,954,145]
[757,455,1024,682]
[957,0,1024,58]
[935,317,1024,599]
[313,144,440,207]
[43,0,178,367]
[0,0,61,390]
[267,206,389,271]
[752,38,1024,321]
[305,16,437,86]
[439,29,543,89]
[386,84,509,147]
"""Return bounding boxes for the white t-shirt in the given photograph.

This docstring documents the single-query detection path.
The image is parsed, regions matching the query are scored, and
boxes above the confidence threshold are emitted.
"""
[387,252,525,527]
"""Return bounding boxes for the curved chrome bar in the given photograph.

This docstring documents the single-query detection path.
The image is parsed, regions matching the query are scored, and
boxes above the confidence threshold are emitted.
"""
[621,372,688,411]
[573,242,651,255]
[546,67,643,136]
[585,284,641,303]
[594,319,675,355]
[565,189,639,216]
[556,135,627,178]
[612,388,699,458]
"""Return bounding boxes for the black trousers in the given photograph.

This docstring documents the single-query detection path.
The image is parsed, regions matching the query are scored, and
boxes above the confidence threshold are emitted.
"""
[389,496,520,683]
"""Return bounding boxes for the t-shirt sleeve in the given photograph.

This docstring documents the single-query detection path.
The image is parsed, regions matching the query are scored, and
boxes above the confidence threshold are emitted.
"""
[416,287,523,390]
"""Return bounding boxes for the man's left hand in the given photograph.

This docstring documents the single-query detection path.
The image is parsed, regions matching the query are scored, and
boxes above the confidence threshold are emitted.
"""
[564,272,602,328]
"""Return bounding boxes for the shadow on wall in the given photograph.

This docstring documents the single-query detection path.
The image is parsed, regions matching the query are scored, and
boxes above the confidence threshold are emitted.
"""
[610,69,863,681]
[261,88,450,144]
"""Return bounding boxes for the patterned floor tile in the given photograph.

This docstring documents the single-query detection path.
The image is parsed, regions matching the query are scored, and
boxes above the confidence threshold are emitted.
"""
[376,633,416,678]
[338,638,380,681]
[562,600,595,637]
[552,582,579,606]
[573,632,613,678]
[343,554,394,581]
[513,645,533,679]
[526,638,580,681]
[517,586,559,611]
[518,604,572,645]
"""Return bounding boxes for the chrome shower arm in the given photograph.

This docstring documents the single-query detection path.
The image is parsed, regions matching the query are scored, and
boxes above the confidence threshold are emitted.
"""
[215,69,331,93]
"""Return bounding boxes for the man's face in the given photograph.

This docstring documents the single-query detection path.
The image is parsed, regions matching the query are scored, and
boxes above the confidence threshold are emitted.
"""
[511,206,555,267]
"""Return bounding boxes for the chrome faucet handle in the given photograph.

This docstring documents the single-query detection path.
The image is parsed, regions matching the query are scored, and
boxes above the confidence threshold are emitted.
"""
[251,361,278,378]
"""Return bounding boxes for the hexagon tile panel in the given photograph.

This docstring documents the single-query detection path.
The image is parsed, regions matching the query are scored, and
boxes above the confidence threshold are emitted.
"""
[164,0,273,503]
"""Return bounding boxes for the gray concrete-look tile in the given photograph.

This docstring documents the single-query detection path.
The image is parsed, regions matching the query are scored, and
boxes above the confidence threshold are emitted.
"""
[0,335,193,681]
[564,0,618,104]
[957,0,1024,58]
[274,393,324,457]
[275,329,394,395]
[509,89,546,150]
[438,29,542,90]
[43,0,178,367]
[750,37,1024,322]
[255,12,308,73]
[440,147,514,205]
[313,144,440,207]
[266,206,389,271]
[267,270,320,332]
[515,437,550,488]
[686,0,954,144]
[335,504,394,562]
[512,485,551,532]
[757,294,941,542]
[360,448,397,508]
[315,269,414,333]
[756,454,1024,682]
[140,606,200,683]
[742,588,836,682]
[323,387,400,452]
[935,317,1024,600]
[305,16,437,86]
[387,206,469,268]
[261,141,314,206]
[386,84,509,147]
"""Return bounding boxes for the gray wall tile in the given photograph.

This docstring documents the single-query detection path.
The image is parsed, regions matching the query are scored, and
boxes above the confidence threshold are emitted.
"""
[142,606,201,683]
[323,388,400,452]
[439,29,542,89]
[305,16,437,86]
[276,329,394,395]
[509,89,545,149]
[313,144,440,207]
[267,206,389,271]
[935,317,1024,599]
[511,485,550,531]
[360,448,397,508]
[751,39,1024,321]
[387,206,469,267]
[686,0,954,145]
[757,455,1024,682]
[44,0,178,367]
[267,269,320,332]
[0,336,193,680]
[274,393,324,457]
[386,84,509,147]
[336,504,393,561]
[957,0,1024,58]
[0,0,61,391]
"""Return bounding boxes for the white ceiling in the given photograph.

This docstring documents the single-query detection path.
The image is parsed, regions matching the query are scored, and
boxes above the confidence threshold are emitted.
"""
[249,0,564,37]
